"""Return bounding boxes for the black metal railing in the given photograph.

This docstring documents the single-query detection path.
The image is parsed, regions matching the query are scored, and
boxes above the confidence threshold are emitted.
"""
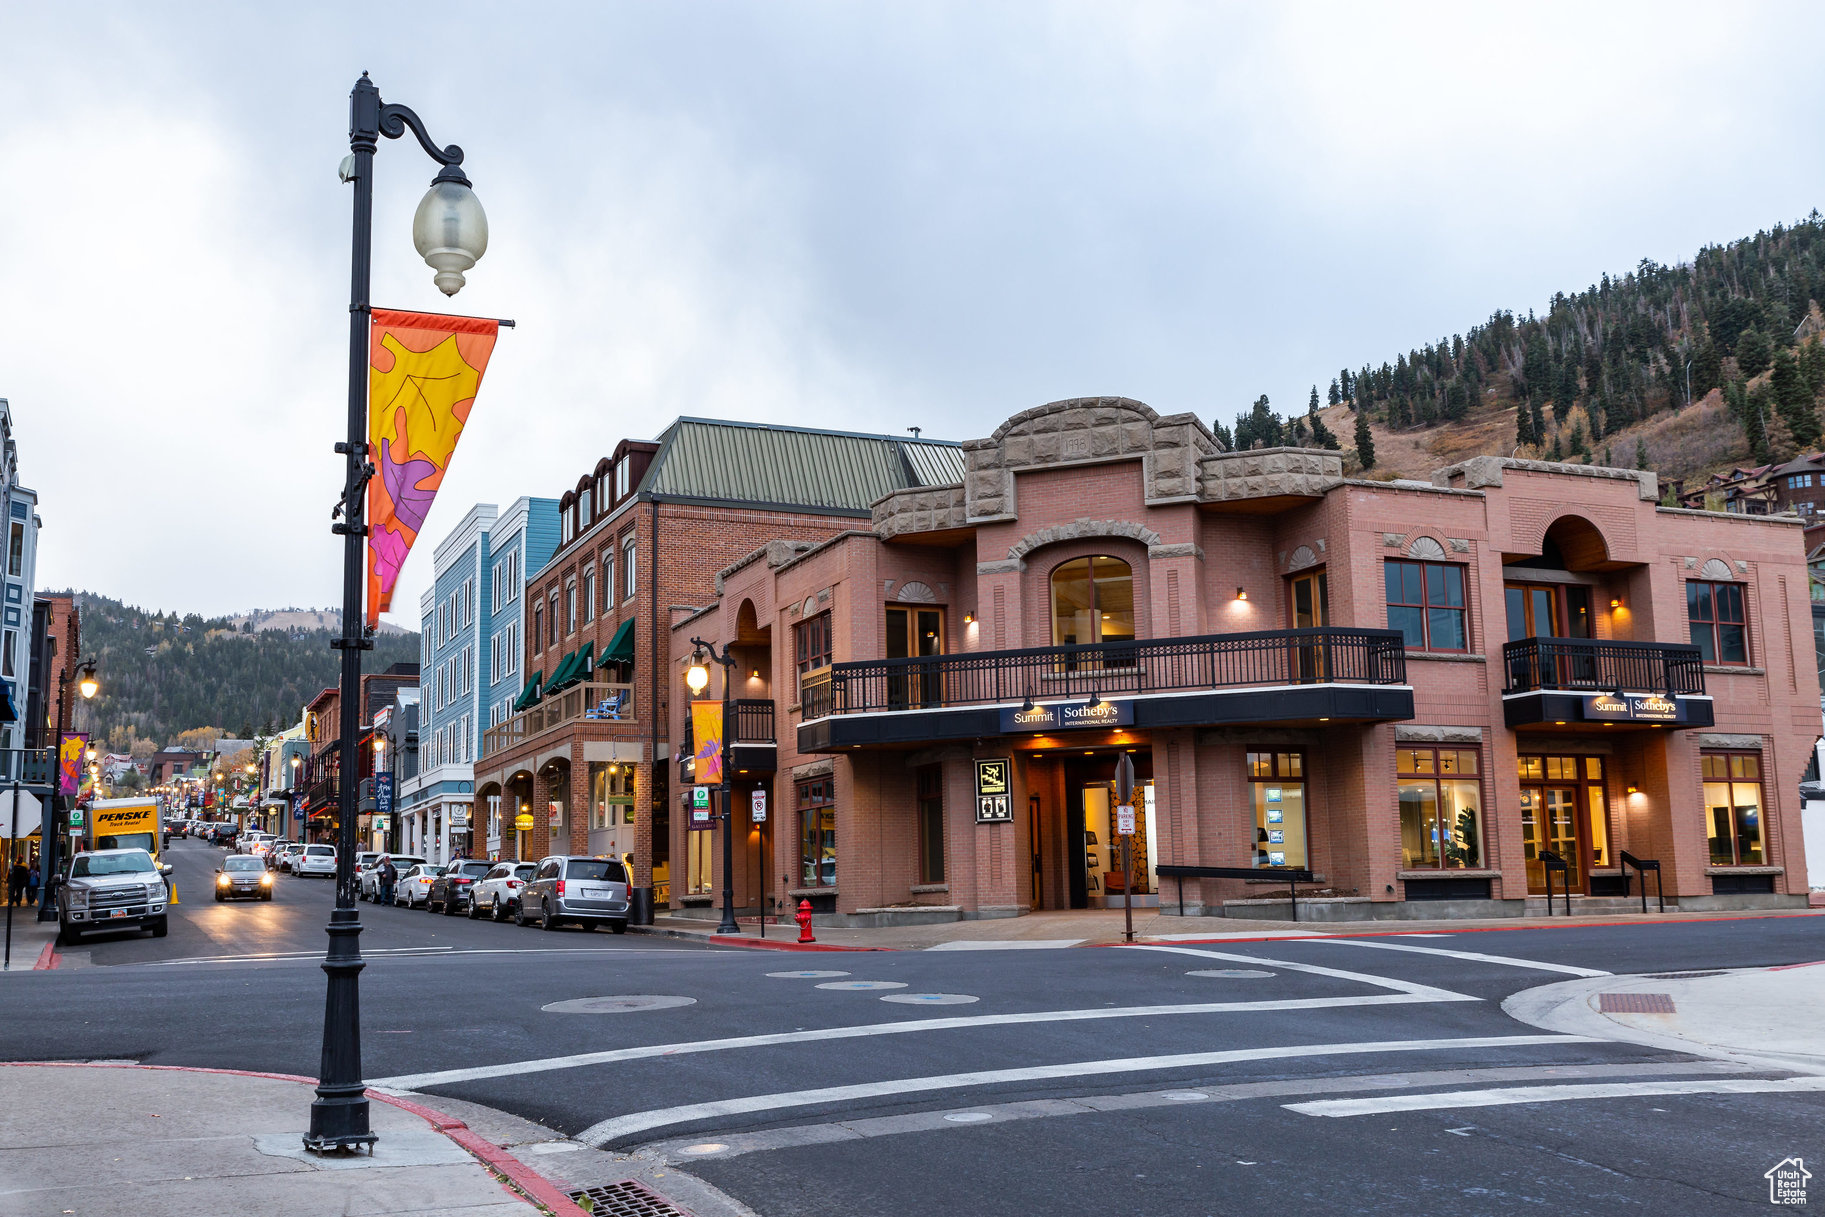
[733,699,775,744]
[1501,637,1705,696]
[813,628,1408,717]
[0,748,55,787]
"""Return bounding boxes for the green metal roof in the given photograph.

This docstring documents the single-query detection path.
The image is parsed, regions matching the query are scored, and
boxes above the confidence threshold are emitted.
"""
[601,618,635,666]
[642,418,964,515]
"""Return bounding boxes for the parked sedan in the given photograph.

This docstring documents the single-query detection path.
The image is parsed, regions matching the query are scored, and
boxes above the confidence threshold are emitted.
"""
[518,855,631,932]
[214,854,274,901]
[427,860,494,915]
[273,842,305,872]
[359,855,426,901]
[471,862,536,921]
[394,863,446,908]
[294,844,337,877]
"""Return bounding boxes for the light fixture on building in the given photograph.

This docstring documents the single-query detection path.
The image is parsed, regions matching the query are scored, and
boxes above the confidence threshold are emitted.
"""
[1626,784,1639,794]
[963,612,974,624]
[1610,597,1623,609]
[1021,693,1035,712]
[1235,587,1247,600]
[1086,692,1102,709]
[685,649,710,695]
[750,668,761,679]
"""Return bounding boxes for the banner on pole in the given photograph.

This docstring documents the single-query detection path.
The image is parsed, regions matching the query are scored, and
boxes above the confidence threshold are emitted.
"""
[365,308,500,625]
[58,733,88,798]
[691,701,724,784]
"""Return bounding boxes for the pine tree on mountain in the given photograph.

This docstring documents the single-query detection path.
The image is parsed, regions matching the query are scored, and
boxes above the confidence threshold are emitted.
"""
[1307,407,1341,450]
[1328,379,1342,408]
[1692,340,1722,399]
[1739,384,1772,463]
[1556,359,1581,413]
[1736,328,1773,377]
[1530,400,1547,446]
[1772,348,1820,448]
[1212,417,1235,451]
[1445,382,1468,421]
[1354,410,1375,469]
[1309,386,1321,415]
[1516,402,1536,449]
[1549,434,1563,461]
[1635,438,1649,470]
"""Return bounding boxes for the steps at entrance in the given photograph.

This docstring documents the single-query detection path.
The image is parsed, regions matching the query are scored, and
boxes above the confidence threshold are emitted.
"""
[1523,894,1675,916]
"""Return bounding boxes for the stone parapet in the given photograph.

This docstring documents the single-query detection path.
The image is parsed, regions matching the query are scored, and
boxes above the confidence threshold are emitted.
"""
[1198,447,1345,502]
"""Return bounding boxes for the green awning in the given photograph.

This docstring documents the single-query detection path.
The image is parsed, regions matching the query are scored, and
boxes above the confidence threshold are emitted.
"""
[512,671,543,712]
[601,618,636,666]
[545,649,579,693]
[572,642,595,685]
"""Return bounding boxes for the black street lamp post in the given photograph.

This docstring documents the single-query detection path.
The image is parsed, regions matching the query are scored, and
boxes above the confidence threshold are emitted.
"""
[686,639,740,936]
[306,73,489,1155]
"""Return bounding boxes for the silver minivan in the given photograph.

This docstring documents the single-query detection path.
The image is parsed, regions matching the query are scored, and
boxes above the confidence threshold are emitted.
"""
[518,855,630,932]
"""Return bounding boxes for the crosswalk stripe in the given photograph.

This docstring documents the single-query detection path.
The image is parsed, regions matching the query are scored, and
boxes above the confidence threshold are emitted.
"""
[574,1034,1600,1147]
[1285,1075,1825,1117]
[1317,939,1612,977]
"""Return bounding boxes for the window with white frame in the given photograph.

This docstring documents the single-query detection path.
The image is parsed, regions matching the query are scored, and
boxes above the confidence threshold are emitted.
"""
[462,645,473,693]
[566,578,578,635]
[583,565,596,623]
[602,551,615,610]
[463,577,475,626]
[616,458,629,499]
[622,535,636,601]
[492,560,504,613]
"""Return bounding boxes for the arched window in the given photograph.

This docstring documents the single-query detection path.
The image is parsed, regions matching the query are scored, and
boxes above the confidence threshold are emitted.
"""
[1051,556,1135,646]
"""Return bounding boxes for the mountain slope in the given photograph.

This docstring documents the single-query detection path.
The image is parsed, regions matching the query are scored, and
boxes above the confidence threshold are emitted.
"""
[66,592,420,753]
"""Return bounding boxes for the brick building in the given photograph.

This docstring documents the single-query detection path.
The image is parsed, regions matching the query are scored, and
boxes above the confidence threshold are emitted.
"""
[473,418,964,904]
[674,397,1816,923]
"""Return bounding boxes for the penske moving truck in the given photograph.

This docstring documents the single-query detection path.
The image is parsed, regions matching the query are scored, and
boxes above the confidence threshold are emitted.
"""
[86,797,162,860]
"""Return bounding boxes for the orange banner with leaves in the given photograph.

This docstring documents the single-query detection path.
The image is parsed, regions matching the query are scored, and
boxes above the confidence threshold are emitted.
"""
[365,309,498,625]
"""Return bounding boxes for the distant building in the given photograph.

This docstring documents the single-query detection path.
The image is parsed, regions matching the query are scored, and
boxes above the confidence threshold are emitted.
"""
[0,400,41,758]
[26,592,78,751]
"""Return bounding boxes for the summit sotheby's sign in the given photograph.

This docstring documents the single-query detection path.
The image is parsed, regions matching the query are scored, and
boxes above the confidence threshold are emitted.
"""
[999,699,1133,733]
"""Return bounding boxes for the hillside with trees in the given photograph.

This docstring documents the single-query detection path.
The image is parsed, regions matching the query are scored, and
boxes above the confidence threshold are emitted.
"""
[1221,212,1825,486]
[66,592,419,754]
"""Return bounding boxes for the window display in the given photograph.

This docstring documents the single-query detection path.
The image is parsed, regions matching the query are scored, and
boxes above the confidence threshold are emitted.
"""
[1248,751,1306,868]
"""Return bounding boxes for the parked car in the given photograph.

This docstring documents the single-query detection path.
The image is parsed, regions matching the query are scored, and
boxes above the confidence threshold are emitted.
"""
[214,854,274,901]
[518,855,631,932]
[208,824,239,847]
[239,833,275,856]
[358,854,425,901]
[394,863,446,908]
[55,847,172,944]
[294,844,337,877]
[350,851,380,892]
[471,862,536,921]
[273,842,305,872]
[427,860,493,915]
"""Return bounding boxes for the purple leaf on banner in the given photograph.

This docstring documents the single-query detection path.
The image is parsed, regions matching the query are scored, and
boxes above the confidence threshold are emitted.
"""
[381,438,440,535]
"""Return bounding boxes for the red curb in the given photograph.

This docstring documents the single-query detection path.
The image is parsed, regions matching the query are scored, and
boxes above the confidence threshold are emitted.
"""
[0,1060,587,1217]
[33,942,57,970]
[708,934,886,952]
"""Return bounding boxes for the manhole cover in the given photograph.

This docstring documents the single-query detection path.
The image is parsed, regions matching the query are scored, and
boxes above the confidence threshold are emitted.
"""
[766,970,850,979]
[1186,969,1274,979]
[816,980,908,991]
[881,992,979,1005]
[1597,992,1676,1014]
[542,995,698,1014]
[570,1179,693,1216]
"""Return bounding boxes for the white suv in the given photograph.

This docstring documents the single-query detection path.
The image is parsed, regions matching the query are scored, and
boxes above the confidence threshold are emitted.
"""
[295,844,337,877]
[470,861,536,921]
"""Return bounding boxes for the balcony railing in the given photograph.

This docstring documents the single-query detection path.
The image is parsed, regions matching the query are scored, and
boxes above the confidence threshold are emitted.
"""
[483,681,635,757]
[812,628,1408,717]
[0,748,55,788]
[733,698,776,744]
[1501,637,1706,696]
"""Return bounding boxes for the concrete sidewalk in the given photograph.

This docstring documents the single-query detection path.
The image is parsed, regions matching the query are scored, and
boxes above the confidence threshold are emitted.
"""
[1504,959,1825,1074]
[0,1064,587,1217]
[637,905,1825,952]
[0,907,56,973]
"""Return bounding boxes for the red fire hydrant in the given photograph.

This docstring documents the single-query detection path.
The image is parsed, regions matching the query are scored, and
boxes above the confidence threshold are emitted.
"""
[796,897,816,943]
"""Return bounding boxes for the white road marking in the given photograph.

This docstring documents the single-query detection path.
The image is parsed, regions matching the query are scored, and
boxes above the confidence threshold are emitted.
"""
[573,1035,1597,1146]
[925,940,1083,951]
[1316,939,1612,978]
[1126,945,1476,1000]
[135,946,705,967]
[373,990,1462,1092]
[1286,1075,1825,1117]
[1146,931,1324,941]
[376,947,1478,1092]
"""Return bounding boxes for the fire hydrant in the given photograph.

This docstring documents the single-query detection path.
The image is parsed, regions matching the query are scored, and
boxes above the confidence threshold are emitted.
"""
[796,897,816,943]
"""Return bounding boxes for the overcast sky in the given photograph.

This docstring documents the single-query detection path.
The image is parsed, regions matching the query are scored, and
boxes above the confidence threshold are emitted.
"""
[5,2,1823,627]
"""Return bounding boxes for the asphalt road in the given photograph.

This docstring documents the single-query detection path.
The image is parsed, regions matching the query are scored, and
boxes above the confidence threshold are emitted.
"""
[7,836,1824,1216]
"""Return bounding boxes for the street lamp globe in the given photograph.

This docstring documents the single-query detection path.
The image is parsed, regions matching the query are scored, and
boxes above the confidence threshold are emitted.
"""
[412,178,488,296]
[78,664,98,699]
[685,652,710,695]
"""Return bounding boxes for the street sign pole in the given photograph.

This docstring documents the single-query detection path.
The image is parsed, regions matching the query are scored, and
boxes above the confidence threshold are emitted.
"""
[1115,753,1136,945]
[4,779,18,972]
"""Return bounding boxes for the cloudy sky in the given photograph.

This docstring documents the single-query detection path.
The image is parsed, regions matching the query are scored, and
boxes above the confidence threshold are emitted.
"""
[5,2,1823,626]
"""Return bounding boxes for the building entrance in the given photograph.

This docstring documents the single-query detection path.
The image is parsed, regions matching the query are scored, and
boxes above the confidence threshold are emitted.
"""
[1518,753,1611,894]
[1061,750,1156,909]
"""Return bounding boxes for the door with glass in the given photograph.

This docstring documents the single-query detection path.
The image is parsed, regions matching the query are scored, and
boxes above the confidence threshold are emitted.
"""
[885,606,944,708]
[1519,754,1609,894]
[1289,570,1329,682]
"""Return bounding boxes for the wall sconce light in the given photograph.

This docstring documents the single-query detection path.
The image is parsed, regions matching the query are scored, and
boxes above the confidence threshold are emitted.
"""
[963,612,974,624]
[1626,784,1640,795]
[1610,598,1623,609]
[750,669,761,679]
[1235,587,1248,601]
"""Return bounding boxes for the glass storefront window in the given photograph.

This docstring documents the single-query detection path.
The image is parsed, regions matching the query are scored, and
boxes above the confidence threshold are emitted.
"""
[686,823,713,895]
[1702,752,1764,865]
[1397,746,1482,868]
[1517,753,1610,892]
[589,763,633,831]
[799,777,836,887]
[1247,751,1306,869]
[916,765,944,884]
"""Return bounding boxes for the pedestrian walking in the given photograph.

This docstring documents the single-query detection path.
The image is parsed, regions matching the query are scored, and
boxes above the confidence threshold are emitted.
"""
[378,855,397,906]
[24,865,39,907]
[7,859,26,906]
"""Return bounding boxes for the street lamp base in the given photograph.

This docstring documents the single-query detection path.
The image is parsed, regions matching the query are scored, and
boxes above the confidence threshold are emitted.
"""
[716,915,741,935]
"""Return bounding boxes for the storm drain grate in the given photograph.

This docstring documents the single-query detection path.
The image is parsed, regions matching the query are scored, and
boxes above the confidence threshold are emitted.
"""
[1598,992,1677,1014]
[570,1179,695,1217]
[1645,971,1724,980]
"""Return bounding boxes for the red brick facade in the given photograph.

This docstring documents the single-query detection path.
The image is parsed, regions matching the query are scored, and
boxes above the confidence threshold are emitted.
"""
[675,398,1817,923]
